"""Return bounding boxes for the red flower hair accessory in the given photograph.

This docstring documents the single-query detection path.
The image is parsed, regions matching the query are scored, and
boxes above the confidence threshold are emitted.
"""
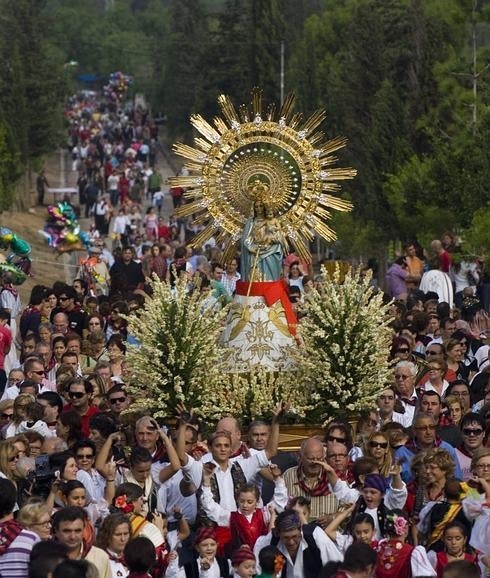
[114,494,134,514]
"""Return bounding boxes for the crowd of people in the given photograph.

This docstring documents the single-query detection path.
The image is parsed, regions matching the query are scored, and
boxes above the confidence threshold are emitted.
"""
[0,90,488,578]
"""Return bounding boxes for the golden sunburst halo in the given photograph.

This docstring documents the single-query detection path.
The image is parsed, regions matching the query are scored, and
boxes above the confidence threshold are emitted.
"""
[169,89,356,263]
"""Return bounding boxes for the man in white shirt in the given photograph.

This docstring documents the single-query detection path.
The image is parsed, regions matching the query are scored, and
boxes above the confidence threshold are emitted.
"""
[254,510,341,578]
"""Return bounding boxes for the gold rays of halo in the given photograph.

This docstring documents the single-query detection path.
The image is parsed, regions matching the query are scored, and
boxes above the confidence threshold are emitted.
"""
[169,89,356,263]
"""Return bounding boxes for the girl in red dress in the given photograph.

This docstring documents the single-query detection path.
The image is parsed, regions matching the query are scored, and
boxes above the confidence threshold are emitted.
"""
[200,464,287,551]
[427,521,478,578]
[375,509,436,578]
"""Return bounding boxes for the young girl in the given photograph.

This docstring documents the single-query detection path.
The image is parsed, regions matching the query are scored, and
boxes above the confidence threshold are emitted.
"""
[375,509,436,578]
[61,480,109,544]
[427,521,478,578]
[255,545,285,578]
[201,463,287,550]
[113,483,188,577]
[231,545,256,578]
[326,507,378,553]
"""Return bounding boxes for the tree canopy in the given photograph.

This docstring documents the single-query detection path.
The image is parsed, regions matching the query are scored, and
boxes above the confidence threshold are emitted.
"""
[1,0,489,257]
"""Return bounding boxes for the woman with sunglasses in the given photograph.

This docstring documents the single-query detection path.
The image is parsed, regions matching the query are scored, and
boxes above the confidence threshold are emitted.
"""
[4,394,36,438]
[462,448,490,571]
[84,313,105,339]
[0,399,14,438]
[364,432,393,480]
[105,301,128,341]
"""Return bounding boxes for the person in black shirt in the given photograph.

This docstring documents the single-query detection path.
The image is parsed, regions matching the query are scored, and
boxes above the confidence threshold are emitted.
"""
[109,247,145,295]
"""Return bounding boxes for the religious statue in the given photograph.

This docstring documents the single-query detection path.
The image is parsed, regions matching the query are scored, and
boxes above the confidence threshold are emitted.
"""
[169,89,356,371]
[241,182,286,282]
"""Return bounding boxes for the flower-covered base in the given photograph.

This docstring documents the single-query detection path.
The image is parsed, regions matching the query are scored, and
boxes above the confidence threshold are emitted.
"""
[221,280,297,372]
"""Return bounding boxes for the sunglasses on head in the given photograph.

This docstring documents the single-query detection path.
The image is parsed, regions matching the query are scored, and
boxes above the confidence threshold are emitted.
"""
[109,396,126,404]
[68,391,85,399]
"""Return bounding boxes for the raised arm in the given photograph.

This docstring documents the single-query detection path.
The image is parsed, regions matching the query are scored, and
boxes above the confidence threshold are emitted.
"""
[325,503,355,541]
[158,430,182,483]
[265,402,288,460]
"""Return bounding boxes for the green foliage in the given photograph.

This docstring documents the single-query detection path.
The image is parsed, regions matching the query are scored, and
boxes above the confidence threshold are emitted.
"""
[464,204,490,260]
[0,122,20,211]
[0,0,68,208]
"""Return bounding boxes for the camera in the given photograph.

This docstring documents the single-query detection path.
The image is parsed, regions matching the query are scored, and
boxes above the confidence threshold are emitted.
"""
[26,454,58,499]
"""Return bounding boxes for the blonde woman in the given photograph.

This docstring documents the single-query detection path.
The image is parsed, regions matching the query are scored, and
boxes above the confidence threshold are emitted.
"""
[0,440,20,486]
[444,395,463,427]
[364,431,393,479]
[463,448,490,570]
[18,501,52,540]
[4,394,36,438]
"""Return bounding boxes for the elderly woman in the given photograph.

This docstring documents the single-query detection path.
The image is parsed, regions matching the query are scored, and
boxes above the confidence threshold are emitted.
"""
[424,360,450,397]
[417,449,469,550]
[18,501,52,540]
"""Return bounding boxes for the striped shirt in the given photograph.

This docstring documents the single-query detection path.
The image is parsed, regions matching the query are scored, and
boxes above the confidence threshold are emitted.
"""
[0,529,39,578]
[283,466,339,519]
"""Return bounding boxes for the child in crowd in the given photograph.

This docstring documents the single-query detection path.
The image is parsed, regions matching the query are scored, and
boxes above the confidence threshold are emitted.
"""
[125,536,156,578]
[231,545,256,578]
[166,526,230,578]
[255,545,285,578]
[375,509,436,578]
[325,505,378,553]
[201,463,287,550]
[427,521,478,578]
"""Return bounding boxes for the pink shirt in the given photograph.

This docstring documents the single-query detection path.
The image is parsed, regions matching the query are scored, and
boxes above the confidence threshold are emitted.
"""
[0,325,12,369]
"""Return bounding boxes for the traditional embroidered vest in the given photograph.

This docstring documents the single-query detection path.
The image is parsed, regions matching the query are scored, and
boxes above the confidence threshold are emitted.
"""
[375,540,413,578]
[230,509,268,549]
[183,556,230,578]
[197,461,247,526]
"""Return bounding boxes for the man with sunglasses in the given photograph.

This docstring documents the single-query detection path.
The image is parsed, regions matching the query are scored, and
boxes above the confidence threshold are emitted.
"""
[455,412,487,481]
[24,357,56,394]
[51,286,86,337]
[394,412,462,483]
[106,384,130,420]
[62,377,100,438]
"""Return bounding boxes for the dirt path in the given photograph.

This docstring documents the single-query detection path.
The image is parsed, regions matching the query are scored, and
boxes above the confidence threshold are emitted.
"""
[0,146,177,305]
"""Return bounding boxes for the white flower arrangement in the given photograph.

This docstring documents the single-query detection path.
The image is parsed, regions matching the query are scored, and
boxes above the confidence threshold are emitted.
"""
[294,264,393,423]
[124,274,315,421]
[125,275,231,419]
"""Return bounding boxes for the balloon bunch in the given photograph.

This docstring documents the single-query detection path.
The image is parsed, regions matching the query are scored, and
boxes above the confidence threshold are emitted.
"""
[103,71,133,103]
[40,202,90,253]
[0,227,32,285]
